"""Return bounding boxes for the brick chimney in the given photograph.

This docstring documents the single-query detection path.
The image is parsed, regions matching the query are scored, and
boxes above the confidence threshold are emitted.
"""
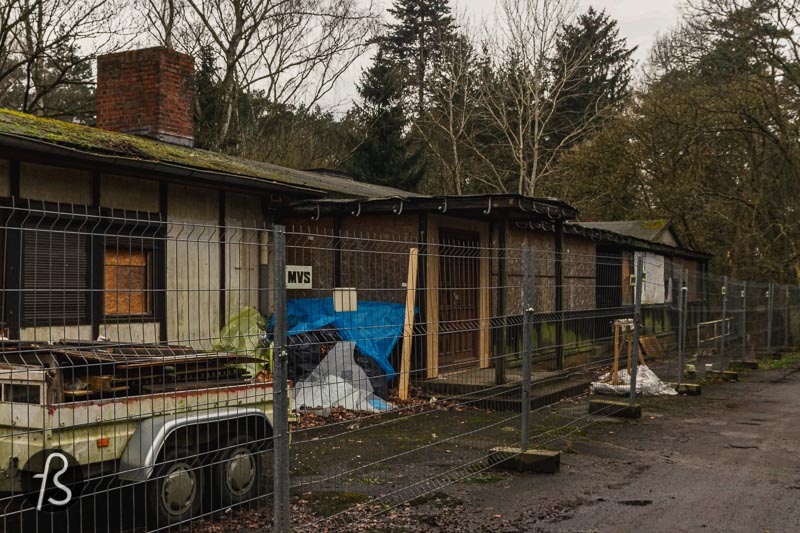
[96,47,195,147]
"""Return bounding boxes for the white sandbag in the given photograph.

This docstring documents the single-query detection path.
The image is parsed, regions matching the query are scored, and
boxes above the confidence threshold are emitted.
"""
[591,364,677,396]
[294,341,395,412]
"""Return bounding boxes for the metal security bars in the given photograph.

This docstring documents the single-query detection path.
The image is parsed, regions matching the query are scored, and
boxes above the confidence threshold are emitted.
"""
[0,203,797,532]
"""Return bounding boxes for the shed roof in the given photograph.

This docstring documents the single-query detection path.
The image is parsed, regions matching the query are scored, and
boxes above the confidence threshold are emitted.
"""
[579,220,679,245]
[0,109,414,198]
[559,221,710,261]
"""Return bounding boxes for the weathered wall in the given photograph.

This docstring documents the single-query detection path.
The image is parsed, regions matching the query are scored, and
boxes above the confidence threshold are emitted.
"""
[166,184,220,349]
[224,193,262,322]
[100,174,160,212]
[282,217,335,299]
[673,256,702,302]
[278,214,418,305]
[20,325,92,343]
[100,322,160,344]
[20,163,92,204]
[563,236,596,311]
[506,227,557,314]
[340,214,418,305]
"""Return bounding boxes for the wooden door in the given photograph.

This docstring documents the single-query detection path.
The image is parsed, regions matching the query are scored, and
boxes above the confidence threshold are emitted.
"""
[438,228,480,372]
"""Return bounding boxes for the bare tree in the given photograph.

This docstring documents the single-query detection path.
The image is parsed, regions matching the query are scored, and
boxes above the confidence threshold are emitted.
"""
[0,0,126,119]
[137,0,182,49]
[415,28,485,194]
[472,0,584,196]
[138,0,378,151]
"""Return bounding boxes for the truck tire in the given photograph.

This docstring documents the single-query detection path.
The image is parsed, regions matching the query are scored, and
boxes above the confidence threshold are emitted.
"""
[211,434,262,508]
[146,447,204,528]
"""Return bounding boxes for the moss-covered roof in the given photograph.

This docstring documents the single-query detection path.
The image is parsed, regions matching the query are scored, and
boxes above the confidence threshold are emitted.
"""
[580,219,675,244]
[0,109,414,198]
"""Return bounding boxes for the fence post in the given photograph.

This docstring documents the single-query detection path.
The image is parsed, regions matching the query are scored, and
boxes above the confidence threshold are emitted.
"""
[719,275,727,369]
[678,269,687,387]
[785,285,790,348]
[272,225,290,533]
[741,281,747,359]
[630,255,644,405]
[767,283,774,354]
[520,245,535,452]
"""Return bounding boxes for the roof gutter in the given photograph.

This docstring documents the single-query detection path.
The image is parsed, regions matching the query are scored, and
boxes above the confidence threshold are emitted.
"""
[0,133,326,197]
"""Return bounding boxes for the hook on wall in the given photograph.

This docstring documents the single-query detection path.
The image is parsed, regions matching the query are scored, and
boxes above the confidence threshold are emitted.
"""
[393,200,404,215]
[351,202,362,217]
[311,204,321,221]
[483,198,492,215]
[438,197,448,213]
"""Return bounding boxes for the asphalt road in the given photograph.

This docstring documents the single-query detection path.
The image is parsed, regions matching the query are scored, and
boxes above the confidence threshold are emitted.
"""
[440,362,800,533]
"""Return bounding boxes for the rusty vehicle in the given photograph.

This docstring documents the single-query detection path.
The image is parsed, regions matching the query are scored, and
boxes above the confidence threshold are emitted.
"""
[0,340,282,526]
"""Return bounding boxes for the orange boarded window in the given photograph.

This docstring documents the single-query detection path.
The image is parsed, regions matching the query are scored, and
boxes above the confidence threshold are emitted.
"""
[104,249,152,316]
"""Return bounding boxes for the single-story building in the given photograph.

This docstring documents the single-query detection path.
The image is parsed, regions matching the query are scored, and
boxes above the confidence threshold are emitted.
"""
[0,46,711,385]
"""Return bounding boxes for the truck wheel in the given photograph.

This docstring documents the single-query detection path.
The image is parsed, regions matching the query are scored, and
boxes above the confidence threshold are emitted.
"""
[146,448,203,527]
[212,434,262,508]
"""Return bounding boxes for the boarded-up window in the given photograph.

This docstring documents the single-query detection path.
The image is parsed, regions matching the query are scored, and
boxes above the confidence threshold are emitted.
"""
[22,228,90,324]
[104,249,152,316]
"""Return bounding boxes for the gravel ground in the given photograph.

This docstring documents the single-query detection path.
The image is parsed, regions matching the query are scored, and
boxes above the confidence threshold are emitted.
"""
[198,354,800,532]
[12,355,799,532]
[379,356,800,533]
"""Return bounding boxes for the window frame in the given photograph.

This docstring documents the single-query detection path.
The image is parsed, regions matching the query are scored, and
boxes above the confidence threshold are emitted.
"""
[102,237,157,321]
[2,200,166,334]
[15,207,93,328]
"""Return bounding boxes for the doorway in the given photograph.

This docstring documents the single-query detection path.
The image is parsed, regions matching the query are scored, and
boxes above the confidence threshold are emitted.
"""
[438,228,480,371]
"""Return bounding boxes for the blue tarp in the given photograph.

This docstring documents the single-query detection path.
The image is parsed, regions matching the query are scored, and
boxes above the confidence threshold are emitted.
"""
[281,298,409,379]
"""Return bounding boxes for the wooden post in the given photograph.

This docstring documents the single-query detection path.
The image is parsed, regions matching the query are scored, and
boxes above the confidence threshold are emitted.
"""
[399,247,419,400]
[425,221,440,378]
[612,321,620,385]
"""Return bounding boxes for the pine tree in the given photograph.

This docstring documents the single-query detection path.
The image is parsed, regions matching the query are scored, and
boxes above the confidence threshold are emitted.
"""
[384,0,457,117]
[546,7,636,152]
[346,49,424,191]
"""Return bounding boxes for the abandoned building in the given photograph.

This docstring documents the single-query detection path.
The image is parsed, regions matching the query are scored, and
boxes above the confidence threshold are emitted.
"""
[0,46,710,385]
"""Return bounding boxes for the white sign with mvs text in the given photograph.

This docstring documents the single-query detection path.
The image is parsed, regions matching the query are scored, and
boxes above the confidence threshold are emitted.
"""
[286,265,313,289]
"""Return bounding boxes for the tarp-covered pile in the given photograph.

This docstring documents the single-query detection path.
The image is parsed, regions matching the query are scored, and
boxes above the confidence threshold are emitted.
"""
[283,297,406,378]
[591,365,677,396]
[293,341,395,412]
[281,297,408,413]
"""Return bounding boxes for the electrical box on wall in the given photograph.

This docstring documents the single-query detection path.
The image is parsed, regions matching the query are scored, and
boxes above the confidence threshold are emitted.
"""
[334,288,358,312]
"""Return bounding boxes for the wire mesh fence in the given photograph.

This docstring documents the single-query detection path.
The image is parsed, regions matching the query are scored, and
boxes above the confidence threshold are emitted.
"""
[0,203,797,532]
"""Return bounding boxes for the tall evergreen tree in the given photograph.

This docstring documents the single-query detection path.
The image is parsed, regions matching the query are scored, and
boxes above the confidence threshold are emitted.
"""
[546,7,636,152]
[384,0,457,117]
[346,49,424,191]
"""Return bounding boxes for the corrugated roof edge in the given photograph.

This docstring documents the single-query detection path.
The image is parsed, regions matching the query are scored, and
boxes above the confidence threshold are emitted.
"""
[564,221,711,260]
[285,194,579,220]
[0,109,414,199]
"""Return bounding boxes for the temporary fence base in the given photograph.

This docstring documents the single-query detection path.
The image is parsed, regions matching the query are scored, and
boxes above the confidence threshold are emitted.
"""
[729,360,759,370]
[706,370,739,381]
[673,383,702,395]
[588,398,642,419]
[487,447,560,474]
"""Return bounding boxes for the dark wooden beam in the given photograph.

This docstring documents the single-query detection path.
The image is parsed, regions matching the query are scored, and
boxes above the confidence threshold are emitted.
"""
[333,215,342,288]
[5,160,20,338]
[219,191,226,330]
[555,221,565,371]
[90,171,103,340]
[494,218,508,386]
[157,182,168,343]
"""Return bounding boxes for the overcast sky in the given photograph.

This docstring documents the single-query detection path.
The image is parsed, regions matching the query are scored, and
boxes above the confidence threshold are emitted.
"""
[323,0,685,111]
